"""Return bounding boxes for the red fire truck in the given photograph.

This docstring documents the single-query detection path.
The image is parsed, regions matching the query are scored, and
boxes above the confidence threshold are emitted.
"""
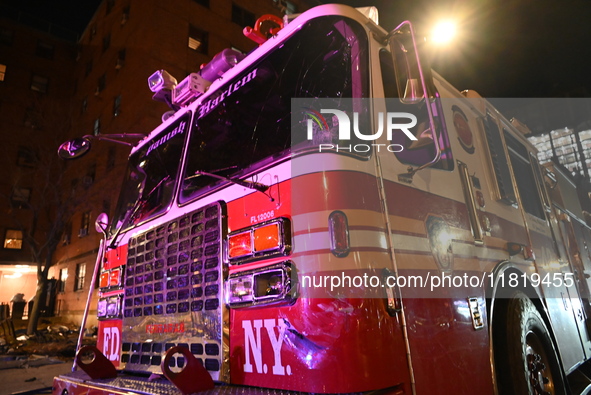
[54,4,591,395]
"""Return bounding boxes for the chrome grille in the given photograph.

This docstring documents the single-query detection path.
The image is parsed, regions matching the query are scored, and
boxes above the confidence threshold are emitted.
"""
[121,202,226,380]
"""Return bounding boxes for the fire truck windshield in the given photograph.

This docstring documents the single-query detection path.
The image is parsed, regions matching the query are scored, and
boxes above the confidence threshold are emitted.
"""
[180,16,369,203]
[110,113,190,235]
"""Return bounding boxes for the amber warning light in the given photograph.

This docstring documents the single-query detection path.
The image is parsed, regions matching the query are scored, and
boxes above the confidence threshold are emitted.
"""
[227,220,289,262]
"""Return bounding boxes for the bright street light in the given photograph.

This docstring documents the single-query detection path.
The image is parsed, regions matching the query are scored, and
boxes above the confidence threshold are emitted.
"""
[431,20,457,44]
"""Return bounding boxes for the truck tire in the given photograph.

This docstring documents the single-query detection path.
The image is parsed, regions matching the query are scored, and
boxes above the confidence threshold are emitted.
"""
[495,292,566,395]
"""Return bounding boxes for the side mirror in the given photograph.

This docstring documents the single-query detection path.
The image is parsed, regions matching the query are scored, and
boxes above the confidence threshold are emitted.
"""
[388,22,433,104]
[95,212,110,234]
[57,137,92,159]
[388,21,443,181]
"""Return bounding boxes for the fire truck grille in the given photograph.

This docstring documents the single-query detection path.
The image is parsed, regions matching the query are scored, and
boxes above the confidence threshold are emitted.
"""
[121,202,226,380]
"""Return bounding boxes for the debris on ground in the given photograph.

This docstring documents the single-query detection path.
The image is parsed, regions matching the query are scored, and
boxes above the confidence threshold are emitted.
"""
[47,325,70,334]
[0,321,96,360]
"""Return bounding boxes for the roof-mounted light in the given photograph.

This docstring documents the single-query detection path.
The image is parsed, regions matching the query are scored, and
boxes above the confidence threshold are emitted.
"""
[148,70,178,110]
[172,73,210,107]
[148,70,177,93]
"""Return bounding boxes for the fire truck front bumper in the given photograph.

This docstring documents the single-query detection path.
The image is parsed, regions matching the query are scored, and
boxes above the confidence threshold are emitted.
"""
[53,370,398,395]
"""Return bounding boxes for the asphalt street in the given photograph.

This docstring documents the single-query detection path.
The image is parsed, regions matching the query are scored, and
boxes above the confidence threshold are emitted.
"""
[0,358,72,395]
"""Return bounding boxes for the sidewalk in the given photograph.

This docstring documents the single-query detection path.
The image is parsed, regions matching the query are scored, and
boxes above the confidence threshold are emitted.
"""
[0,357,73,395]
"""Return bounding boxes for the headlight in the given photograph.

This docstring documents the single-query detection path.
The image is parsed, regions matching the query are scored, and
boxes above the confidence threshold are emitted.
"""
[226,262,296,308]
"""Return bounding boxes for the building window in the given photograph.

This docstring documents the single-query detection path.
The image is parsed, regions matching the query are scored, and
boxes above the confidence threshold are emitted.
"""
[107,146,116,171]
[121,6,130,24]
[0,64,6,82]
[85,60,93,77]
[93,118,101,136]
[75,263,86,291]
[24,107,41,129]
[231,4,255,28]
[79,211,90,237]
[113,95,121,117]
[106,0,115,14]
[116,48,126,69]
[30,74,49,93]
[4,229,23,249]
[192,0,209,7]
[102,199,111,215]
[62,222,72,245]
[11,187,31,208]
[0,28,13,45]
[188,25,208,54]
[273,0,296,14]
[58,268,68,293]
[102,33,111,52]
[83,164,96,188]
[286,2,297,14]
[16,146,37,168]
[35,41,54,59]
[97,74,106,93]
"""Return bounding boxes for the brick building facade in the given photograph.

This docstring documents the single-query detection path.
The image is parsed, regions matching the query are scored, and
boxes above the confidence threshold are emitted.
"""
[2,0,312,326]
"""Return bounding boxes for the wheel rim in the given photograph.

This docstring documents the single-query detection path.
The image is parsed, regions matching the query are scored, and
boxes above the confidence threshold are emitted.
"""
[526,330,556,395]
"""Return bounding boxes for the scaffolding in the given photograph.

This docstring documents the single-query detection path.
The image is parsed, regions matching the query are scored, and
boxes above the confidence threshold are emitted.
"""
[528,127,591,180]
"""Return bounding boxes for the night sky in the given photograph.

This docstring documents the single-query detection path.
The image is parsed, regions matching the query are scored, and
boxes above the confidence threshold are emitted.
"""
[0,0,101,34]
[3,0,591,98]
[337,0,591,98]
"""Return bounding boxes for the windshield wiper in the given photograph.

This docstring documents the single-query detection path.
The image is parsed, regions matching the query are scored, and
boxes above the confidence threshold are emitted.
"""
[109,176,170,248]
[189,170,269,193]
